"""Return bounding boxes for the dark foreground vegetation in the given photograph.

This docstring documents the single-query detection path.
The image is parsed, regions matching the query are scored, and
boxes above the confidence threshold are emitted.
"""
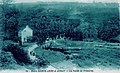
[0,43,49,70]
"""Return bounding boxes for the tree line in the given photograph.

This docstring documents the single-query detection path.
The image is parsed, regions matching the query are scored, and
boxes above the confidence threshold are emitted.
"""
[1,0,119,44]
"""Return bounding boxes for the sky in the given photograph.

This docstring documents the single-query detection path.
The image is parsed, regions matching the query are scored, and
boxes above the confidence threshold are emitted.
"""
[14,0,118,3]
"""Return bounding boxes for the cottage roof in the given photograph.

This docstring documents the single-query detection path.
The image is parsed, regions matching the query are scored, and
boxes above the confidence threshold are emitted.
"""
[19,25,33,32]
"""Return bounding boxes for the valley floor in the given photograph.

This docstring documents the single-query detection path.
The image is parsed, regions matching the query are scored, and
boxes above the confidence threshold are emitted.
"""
[34,39,120,70]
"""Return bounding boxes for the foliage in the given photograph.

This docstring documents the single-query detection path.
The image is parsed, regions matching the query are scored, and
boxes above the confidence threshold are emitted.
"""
[98,16,120,41]
[1,2,20,41]
[74,22,98,40]
[3,44,32,65]
[0,50,17,70]
[2,2,119,43]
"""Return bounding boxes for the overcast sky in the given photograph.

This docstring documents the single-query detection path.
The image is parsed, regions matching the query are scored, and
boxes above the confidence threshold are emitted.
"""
[14,0,118,3]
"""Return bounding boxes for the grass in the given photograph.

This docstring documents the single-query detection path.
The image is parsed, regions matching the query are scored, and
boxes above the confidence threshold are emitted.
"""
[34,46,66,63]
[72,48,120,69]
[52,39,120,49]
[45,38,120,69]
[2,39,120,70]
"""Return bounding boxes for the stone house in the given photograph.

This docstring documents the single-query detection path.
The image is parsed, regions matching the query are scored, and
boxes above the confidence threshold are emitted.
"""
[18,25,33,45]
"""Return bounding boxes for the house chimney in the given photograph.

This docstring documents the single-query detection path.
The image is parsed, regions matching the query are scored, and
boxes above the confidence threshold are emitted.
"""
[26,25,29,28]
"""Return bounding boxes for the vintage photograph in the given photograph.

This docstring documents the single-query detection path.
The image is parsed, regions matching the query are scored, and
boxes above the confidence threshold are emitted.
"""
[0,0,120,72]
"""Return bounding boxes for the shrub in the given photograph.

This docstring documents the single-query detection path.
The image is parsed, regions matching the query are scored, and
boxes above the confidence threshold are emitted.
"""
[98,17,119,42]
[3,44,32,65]
[0,51,17,70]
[65,31,83,41]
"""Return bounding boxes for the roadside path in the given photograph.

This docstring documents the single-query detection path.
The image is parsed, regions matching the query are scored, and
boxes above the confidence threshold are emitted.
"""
[28,43,38,60]
[27,43,58,70]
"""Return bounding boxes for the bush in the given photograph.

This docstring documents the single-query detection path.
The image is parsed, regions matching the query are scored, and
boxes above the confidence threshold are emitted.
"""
[12,36,20,42]
[3,44,32,65]
[0,51,17,70]
[2,44,50,69]
[98,17,119,42]
[65,31,83,41]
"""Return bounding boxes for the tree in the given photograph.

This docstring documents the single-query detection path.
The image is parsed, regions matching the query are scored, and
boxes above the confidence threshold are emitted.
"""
[75,21,98,40]
[0,6,3,49]
[1,0,14,13]
[0,0,14,48]
[0,0,20,41]
[98,16,119,41]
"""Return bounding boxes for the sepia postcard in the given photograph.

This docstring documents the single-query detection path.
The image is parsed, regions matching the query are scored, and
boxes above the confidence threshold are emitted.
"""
[0,0,120,73]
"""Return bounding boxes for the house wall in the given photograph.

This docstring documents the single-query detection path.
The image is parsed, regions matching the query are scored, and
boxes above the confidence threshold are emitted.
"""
[21,26,33,43]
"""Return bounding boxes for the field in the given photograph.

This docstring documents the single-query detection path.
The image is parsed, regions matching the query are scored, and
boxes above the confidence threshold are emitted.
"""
[72,49,120,69]
[34,46,66,63]
[34,39,120,70]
